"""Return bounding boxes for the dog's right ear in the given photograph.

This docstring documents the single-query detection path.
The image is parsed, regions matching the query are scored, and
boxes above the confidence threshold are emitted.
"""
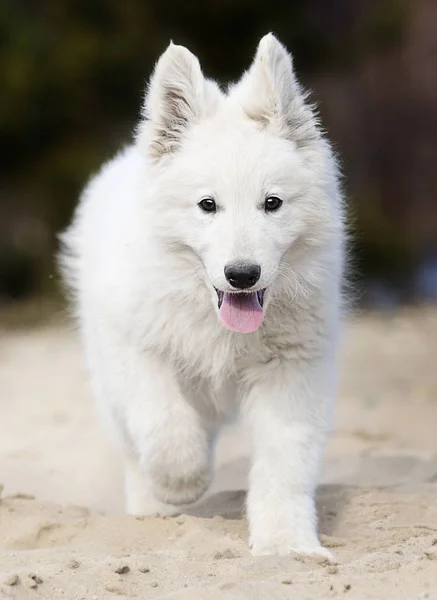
[138,43,215,162]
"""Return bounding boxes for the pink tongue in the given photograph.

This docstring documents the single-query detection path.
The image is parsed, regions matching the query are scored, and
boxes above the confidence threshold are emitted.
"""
[219,292,264,333]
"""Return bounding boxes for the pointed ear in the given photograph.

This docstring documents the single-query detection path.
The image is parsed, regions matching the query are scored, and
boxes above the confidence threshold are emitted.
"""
[234,33,319,147]
[138,43,215,161]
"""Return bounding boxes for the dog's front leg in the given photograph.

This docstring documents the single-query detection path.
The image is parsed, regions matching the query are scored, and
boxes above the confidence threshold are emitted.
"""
[119,351,214,513]
[242,356,335,558]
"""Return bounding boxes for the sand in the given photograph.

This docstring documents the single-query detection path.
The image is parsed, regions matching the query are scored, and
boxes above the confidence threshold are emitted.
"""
[1,308,437,599]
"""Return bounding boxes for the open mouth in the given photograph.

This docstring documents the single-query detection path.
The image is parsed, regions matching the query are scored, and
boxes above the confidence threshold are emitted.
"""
[214,288,266,334]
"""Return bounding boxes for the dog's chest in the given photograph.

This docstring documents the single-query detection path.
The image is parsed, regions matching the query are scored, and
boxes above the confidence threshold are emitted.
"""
[143,285,291,382]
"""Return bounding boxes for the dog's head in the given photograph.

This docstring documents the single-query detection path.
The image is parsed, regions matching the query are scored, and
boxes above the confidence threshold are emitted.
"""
[137,34,342,333]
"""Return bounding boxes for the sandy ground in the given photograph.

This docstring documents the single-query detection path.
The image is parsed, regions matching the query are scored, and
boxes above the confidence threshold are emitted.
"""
[1,308,437,599]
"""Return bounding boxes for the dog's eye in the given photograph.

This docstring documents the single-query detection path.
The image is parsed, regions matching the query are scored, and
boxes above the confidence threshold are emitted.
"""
[264,196,283,212]
[198,197,216,213]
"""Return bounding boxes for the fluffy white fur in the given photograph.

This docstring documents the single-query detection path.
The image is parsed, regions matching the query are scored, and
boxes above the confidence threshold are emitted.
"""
[59,33,345,558]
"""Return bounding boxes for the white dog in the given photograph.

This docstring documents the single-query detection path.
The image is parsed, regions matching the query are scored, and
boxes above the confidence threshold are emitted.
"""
[59,33,345,558]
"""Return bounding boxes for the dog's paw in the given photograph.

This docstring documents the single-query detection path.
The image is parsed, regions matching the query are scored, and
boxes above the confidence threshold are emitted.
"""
[250,540,334,562]
[147,425,212,506]
[295,545,335,562]
[151,466,211,506]
[249,522,334,561]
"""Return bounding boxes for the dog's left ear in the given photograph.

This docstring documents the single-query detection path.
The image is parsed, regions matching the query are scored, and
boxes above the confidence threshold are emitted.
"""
[138,43,220,161]
[234,34,319,147]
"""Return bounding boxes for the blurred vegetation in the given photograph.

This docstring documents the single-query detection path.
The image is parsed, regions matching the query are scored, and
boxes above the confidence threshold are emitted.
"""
[1,0,436,305]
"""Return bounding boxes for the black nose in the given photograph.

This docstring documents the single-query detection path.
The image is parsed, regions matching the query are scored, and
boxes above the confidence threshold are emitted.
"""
[224,263,261,290]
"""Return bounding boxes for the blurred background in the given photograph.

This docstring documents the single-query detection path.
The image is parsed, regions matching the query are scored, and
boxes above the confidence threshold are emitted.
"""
[1,0,437,315]
[1,6,437,590]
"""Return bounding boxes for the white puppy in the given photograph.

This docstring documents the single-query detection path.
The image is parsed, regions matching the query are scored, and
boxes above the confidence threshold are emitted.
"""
[59,33,345,558]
